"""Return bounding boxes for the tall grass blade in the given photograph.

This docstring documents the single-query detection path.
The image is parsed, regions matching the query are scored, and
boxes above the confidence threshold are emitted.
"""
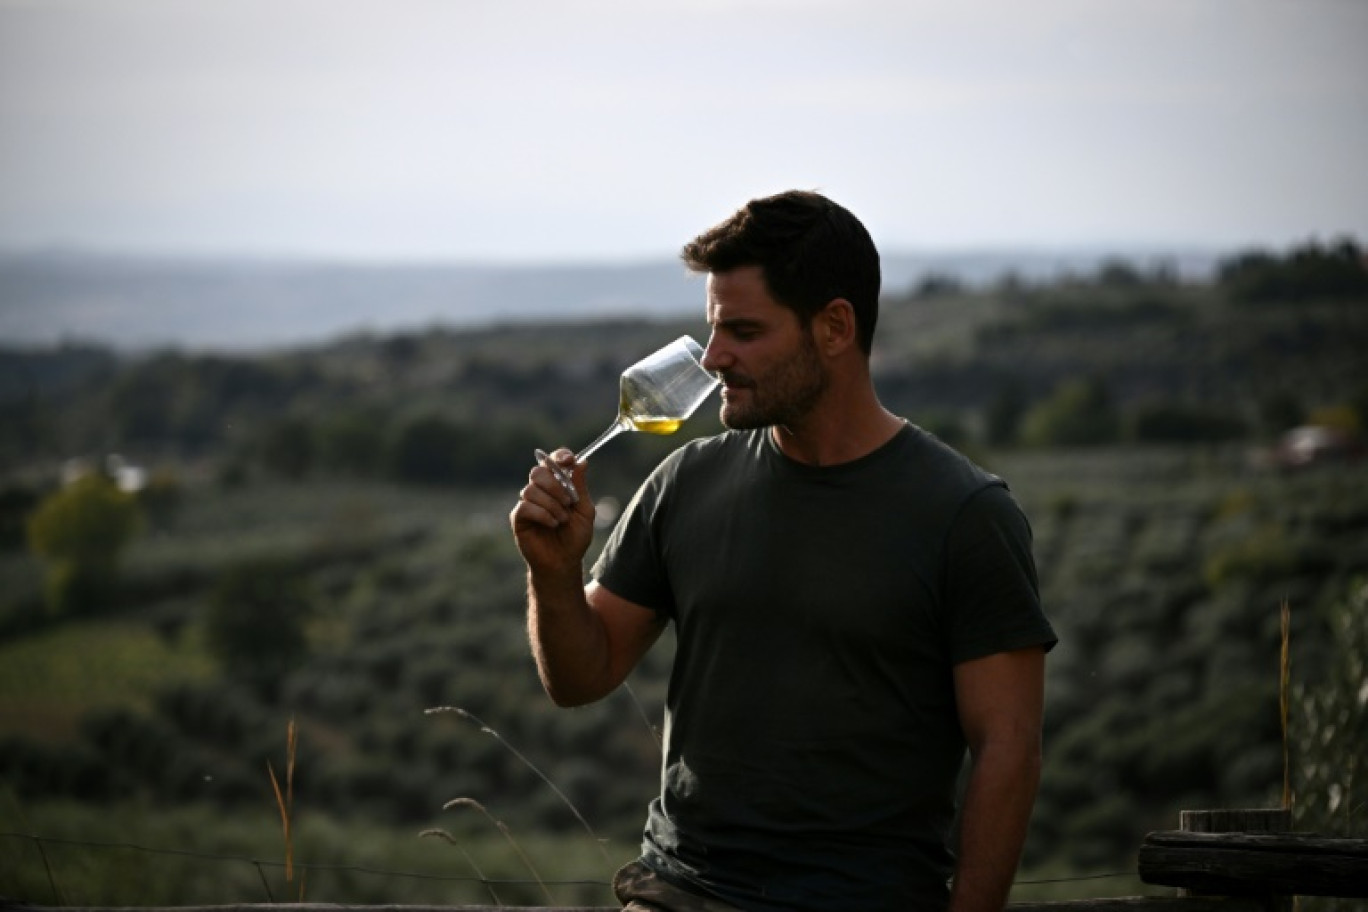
[419,828,504,906]
[267,717,299,887]
[622,681,662,750]
[426,705,613,864]
[443,796,553,904]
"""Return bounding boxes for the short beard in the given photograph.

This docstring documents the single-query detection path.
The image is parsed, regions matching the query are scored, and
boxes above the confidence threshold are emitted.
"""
[719,330,827,431]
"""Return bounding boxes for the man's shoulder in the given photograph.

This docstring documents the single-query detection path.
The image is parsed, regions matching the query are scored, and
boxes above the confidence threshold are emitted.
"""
[897,424,1002,491]
[883,425,1017,532]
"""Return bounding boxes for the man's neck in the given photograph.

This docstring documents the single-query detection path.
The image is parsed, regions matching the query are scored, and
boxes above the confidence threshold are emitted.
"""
[769,391,904,467]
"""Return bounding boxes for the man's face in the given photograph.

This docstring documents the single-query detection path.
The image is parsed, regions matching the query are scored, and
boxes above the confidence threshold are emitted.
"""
[700,265,827,430]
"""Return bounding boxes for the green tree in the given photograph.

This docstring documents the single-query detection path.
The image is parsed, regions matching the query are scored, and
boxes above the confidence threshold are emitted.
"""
[0,483,40,551]
[984,382,1027,447]
[1128,400,1247,443]
[1219,237,1368,303]
[1020,377,1121,447]
[206,558,312,698]
[315,410,386,477]
[26,473,141,615]
[388,414,465,485]
[258,417,314,480]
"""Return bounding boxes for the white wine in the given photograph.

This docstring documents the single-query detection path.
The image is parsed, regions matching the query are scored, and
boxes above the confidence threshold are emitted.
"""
[619,383,684,435]
[628,416,682,435]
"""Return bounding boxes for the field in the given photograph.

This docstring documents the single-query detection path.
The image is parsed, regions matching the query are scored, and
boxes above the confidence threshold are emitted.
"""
[2,250,1366,903]
[2,446,1364,903]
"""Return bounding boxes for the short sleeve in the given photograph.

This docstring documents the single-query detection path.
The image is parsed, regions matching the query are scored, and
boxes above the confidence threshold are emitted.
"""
[942,484,1056,664]
[591,467,677,616]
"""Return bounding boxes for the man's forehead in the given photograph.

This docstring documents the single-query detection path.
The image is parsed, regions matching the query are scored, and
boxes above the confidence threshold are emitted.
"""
[705,265,770,304]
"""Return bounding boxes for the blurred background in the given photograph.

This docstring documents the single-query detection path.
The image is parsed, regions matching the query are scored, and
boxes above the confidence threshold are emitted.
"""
[1,0,1366,906]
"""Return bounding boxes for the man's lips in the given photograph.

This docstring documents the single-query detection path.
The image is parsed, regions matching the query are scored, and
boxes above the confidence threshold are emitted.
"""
[720,384,751,401]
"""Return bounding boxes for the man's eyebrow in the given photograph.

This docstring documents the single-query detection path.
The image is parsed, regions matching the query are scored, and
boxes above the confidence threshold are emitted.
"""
[711,316,764,329]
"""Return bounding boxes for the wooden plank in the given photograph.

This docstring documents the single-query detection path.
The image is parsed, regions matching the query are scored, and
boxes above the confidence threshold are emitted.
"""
[0,906,610,912]
[1178,810,1291,835]
[0,906,615,912]
[1138,836,1368,898]
[0,903,1270,912]
[1147,830,1368,858]
[1007,899,1265,912]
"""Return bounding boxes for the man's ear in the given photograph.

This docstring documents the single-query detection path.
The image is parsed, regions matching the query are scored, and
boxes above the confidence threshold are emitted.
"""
[815,298,857,355]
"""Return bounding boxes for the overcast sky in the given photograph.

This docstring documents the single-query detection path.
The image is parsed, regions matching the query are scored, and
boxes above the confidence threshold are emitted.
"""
[1,0,1365,263]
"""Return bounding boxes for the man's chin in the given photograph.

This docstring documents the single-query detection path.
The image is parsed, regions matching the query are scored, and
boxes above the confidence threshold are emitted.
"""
[719,405,765,431]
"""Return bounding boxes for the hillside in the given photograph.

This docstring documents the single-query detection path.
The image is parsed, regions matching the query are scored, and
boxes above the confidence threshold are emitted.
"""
[1,244,1366,904]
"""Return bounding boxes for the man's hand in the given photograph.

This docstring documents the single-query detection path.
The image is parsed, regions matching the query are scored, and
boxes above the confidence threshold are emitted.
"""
[510,448,596,578]
[510,448,664,708]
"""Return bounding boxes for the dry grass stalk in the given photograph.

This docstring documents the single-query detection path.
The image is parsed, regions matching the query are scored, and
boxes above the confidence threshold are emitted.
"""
[267,717,299,890]
[419,828,504,906]
[426,705,613,864]
[622,681,663,749]
[443,796,553,904]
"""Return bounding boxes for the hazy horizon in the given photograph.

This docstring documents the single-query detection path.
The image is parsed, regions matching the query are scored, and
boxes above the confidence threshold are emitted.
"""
[1,245,1232,353]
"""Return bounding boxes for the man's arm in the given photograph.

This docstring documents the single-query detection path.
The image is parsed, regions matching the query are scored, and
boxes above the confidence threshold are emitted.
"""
[528,578,665,707]
[949,645,1047,912]
[510,449,665,707]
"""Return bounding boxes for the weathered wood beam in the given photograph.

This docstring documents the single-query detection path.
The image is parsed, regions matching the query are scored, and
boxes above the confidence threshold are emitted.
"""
[1139,830,1368,898]
[0,900,1271,912]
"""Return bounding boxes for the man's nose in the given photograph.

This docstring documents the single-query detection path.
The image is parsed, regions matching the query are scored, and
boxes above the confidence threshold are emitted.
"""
[700,333,728,373]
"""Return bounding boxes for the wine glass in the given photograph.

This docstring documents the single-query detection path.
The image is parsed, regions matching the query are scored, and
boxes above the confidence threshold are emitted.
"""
[535,335,718,505]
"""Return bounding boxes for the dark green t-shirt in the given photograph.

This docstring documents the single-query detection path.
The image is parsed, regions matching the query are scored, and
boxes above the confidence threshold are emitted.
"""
[592,424,1056,912]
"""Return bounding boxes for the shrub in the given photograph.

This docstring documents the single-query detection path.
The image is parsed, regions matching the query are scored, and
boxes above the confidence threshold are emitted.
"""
[1202,524,1298,589]
[1020,377,1121,447]
[257,417,315,480]
[1129,400,1248,443]
[205,558,313,698]
[387,415,466,485]
[26,473,141,615]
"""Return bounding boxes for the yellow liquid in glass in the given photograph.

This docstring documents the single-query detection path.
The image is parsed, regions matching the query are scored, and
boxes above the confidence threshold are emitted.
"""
[628,416,682,435]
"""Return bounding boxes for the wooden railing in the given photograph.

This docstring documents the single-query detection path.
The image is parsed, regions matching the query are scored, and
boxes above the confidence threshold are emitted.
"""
[2,809,1363,912]
[1136,808,1368,912]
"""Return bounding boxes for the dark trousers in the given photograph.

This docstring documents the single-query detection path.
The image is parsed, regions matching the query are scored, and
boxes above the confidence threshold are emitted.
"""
[613,860,744,912]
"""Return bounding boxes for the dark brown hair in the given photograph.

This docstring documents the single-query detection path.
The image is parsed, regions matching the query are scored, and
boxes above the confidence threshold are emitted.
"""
[680,190,882,353]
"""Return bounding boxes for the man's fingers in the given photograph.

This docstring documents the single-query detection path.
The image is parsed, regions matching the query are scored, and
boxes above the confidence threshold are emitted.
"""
[516,482,571,527]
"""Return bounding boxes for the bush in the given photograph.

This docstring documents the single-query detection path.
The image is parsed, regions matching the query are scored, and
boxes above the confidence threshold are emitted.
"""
[26,474,141,615]
[1129,401,1248,443]
[205,559,313,698]
[1020,377,1121,447]
[0,482,42,551]
[316,410,387,476]
[387,415,466,485]
[257,417,315,480]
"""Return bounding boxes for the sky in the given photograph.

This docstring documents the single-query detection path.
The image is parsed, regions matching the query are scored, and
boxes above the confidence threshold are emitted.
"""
[1,0,1365,263]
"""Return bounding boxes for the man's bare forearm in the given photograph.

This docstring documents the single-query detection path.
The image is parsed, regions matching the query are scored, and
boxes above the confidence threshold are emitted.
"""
[948,737,1041,912]
[525,568,615,707]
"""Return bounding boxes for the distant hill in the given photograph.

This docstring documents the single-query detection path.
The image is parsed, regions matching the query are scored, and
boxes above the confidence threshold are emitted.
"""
[0,249,1220,353]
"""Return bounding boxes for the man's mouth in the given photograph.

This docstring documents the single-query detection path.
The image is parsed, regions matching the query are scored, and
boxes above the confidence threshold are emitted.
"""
[719,374,753,392]
[720,385,750,401]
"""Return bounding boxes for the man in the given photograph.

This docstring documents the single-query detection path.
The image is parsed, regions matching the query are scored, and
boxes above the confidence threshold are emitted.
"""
[510,190,1056,912]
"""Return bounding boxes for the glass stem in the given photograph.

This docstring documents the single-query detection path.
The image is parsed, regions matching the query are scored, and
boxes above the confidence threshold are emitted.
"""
[575,418,629,464]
